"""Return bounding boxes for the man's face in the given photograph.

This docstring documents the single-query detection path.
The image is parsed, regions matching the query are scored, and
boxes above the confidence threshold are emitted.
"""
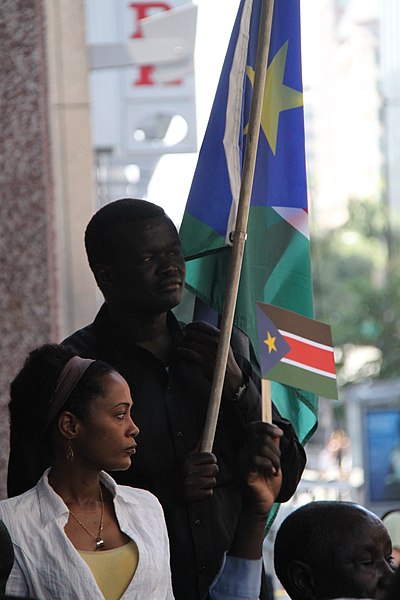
[317,510,395,600]
[106,215,186,315]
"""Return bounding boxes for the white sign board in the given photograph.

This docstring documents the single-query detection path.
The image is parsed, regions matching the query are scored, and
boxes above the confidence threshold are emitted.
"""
[85,0,197,156]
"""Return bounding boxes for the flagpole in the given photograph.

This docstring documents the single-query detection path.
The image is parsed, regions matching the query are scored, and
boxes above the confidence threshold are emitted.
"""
[201,0,275,452]
[261,379,272,422]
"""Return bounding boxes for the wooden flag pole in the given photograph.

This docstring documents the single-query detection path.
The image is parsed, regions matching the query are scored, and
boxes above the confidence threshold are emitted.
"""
[201,0,275,452]
[261,379,272,423]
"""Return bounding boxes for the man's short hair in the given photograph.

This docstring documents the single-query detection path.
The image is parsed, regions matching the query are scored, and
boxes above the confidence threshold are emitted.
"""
[85,198,166,270]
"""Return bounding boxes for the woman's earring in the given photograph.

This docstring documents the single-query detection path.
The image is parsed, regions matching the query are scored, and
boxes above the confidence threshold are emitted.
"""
[66,441,74,462]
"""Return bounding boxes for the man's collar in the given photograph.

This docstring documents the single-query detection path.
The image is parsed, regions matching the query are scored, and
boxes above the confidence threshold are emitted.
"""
[93,303,184,348]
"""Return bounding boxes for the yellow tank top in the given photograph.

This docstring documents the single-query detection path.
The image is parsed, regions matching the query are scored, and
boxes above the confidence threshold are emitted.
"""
[79,540,139,600]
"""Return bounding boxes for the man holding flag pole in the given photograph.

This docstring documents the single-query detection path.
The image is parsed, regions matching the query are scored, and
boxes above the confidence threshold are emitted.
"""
[179,0,325,589]
[6,0,311,599]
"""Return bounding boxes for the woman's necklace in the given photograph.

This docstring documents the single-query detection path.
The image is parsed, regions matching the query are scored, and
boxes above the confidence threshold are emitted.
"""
[68,485,105,550]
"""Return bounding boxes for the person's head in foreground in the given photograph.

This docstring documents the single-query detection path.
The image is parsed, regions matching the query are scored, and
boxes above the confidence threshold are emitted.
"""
[274,501,395,600]
[9,343,139,488]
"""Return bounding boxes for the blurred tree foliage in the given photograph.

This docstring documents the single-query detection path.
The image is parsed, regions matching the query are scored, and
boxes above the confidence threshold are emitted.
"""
[311,198,400,385]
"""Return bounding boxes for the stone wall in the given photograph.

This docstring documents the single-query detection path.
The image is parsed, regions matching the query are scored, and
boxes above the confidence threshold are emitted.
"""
[0,0,56,498]
[0,0,97,498]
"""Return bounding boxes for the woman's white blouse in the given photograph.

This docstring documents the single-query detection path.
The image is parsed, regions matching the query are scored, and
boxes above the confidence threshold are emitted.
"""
[0,469,174,599]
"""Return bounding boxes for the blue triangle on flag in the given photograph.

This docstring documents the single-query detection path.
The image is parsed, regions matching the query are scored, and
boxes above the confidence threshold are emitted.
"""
[256,302,291,377]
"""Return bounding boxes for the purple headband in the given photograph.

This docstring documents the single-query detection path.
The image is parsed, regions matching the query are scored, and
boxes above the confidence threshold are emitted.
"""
[43,356,95,434]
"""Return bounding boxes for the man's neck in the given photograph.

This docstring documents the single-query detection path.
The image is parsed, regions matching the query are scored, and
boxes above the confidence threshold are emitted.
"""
[106,302,173,364]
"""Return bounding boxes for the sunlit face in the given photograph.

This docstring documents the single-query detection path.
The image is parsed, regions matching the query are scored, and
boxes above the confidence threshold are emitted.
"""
[73,371,139,472]
[106,216,186,315]
[316,509,395,600]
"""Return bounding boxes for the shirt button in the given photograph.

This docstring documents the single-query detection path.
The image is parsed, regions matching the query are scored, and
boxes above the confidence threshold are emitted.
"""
[195,519,201,526]
[167,385,172,393]
[177,430,184,438]
[199,565,206,573]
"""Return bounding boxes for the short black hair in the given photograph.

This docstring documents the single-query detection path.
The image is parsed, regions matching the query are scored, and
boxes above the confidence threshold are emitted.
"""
[85,198,166,271]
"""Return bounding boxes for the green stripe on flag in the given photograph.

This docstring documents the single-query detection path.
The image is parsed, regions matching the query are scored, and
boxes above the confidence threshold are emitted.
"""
[267,361,338,400]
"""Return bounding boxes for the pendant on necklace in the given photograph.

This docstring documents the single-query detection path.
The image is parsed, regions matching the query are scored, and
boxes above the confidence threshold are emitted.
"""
[96,537,105,550]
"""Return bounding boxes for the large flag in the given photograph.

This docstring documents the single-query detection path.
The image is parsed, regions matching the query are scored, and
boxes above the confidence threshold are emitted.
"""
[179,0,317,444]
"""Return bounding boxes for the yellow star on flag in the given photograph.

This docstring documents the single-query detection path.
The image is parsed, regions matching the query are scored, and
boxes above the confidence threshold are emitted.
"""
[264,331,277,354]
[245,40,303,155]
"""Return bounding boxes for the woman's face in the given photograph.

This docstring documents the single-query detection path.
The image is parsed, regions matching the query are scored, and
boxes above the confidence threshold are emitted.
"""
[73,371,139,472]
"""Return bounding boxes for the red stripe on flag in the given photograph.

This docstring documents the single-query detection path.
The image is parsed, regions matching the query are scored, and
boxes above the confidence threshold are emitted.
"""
[283,336,335,374]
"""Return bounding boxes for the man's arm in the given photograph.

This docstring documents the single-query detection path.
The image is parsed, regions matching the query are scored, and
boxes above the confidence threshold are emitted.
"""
[209,422,283,600]
[178,321,306,502]
[208,555,263,600]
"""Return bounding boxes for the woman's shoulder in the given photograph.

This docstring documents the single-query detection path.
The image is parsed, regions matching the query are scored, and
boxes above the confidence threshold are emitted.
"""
[0,486,37,507]
[0,486,38,524]
[0,471,53,525]
[102,474,167,534]
[115,485,169,544]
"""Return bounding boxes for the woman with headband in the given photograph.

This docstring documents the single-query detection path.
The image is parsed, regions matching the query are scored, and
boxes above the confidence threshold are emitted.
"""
[0,343,174,599]
[1,343,283,600]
